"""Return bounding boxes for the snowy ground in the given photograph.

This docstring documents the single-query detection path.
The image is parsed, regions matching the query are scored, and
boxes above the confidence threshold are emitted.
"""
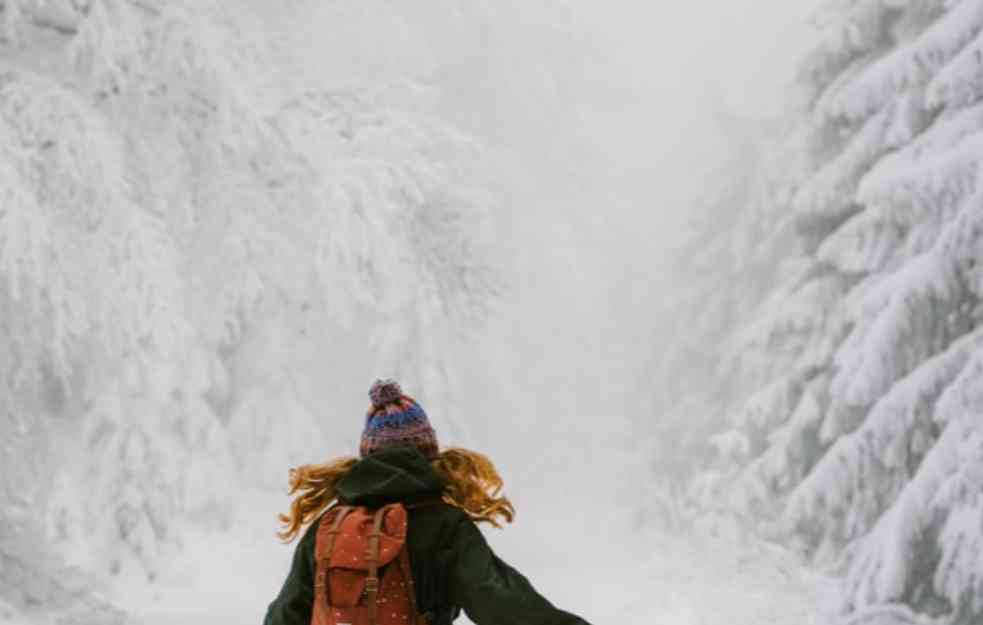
[111,491,831,625]
[4,490,833,625]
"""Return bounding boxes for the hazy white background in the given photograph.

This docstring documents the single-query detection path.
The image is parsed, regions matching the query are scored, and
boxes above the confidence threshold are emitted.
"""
[242,1,825,623]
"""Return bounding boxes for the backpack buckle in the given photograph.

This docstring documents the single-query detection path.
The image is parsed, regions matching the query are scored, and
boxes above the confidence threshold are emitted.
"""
[364,577,379,593]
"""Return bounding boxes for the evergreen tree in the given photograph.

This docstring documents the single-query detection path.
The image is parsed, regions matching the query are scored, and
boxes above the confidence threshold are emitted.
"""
[661,1,983,621]
[642,103,799,528]
[0,0,497,609]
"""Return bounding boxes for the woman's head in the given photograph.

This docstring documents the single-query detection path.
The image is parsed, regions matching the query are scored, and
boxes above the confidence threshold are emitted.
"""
[360,379,439,459]
[276,380,514,541]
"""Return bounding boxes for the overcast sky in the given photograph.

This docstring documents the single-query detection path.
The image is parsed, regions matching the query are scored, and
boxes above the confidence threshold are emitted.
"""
[582,0,822,111]
[577,0,823,183]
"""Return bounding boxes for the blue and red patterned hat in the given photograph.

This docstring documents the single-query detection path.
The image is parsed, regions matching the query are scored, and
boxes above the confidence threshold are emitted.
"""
[360,379,439,459]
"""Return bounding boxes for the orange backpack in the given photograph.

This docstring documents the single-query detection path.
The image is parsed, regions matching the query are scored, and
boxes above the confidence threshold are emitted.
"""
[311,503,429,625]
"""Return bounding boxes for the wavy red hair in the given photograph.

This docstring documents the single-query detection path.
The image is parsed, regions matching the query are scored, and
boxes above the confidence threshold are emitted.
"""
[277,447,515,542]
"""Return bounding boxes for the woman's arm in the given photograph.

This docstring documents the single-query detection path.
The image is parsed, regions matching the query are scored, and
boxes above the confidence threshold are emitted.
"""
[262,518,319,625]
[448,518,592,625]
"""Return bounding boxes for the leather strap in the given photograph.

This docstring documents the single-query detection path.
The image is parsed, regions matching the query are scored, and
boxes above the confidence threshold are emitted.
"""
[365,506,387,625]
[395,546,431,625]
[325,506,353,556]
[315,505,353,605]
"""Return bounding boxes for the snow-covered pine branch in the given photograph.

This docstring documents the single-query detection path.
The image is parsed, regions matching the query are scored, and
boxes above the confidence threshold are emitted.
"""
[825,1,980,121]
[784,328,983,557]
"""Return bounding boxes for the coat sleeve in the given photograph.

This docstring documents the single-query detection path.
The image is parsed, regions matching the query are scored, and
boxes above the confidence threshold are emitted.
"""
[263,519,320,625]
[447,518,592,625]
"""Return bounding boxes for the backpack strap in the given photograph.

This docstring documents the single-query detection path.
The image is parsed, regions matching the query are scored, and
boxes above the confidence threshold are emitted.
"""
[315,505,353,601]
[365,506,388,625]
[395,545,431,625]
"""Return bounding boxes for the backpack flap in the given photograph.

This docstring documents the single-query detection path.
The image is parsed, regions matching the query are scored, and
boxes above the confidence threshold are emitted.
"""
[317,504,408,609]
[327,504,407,570]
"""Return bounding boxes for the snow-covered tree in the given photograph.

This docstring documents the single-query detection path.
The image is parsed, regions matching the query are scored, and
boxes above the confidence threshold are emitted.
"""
[0,0,498,609]
[642,102,800,527]
[661,1,983,621]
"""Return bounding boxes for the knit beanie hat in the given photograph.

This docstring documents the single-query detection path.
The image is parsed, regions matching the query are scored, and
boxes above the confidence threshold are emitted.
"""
[359,379,439,459]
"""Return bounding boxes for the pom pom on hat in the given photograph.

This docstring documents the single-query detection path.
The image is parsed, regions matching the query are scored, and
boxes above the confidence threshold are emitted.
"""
[369,378,403,408]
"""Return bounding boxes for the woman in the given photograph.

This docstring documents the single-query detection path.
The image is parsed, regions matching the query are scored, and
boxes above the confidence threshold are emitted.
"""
[263,379,592,625]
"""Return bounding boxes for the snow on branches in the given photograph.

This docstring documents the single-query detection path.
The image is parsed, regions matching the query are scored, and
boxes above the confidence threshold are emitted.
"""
[661,0,983,621]
[0,0,498,591]
[825,0,981,121]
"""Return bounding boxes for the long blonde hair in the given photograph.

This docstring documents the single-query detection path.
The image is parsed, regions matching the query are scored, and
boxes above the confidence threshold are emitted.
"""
[277,447,515,542]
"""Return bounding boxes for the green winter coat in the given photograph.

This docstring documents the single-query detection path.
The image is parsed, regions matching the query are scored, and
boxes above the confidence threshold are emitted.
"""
[262,447,592,625]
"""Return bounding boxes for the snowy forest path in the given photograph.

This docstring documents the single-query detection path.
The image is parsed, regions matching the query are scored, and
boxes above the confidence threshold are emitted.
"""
[627,528,834,625]
[99,491,831,625]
